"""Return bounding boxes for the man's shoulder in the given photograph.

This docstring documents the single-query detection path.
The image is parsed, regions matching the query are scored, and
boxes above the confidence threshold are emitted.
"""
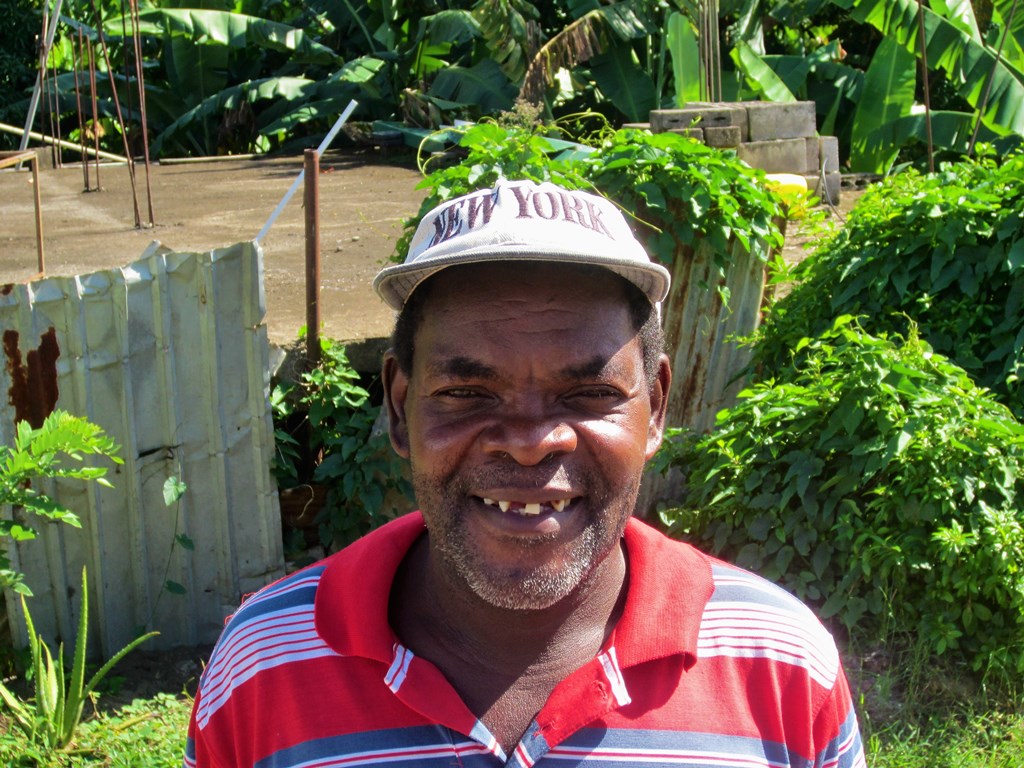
[624,519,841,687]
[702,557,842,688]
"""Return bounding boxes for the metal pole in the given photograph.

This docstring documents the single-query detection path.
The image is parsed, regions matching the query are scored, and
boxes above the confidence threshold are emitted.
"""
[130,0,155,225]
[967,0,1019,157]
[916,0,934,172]
[87,39,102,188]
[31,155,45,274]
[73,30,90,189]
[304,148,321,369]
[89,0,141,225]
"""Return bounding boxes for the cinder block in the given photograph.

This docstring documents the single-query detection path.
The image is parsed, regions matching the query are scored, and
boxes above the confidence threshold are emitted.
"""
[737,138,810,173]
[651,106,747,136]
[818,136,840,173]
[746,101,817,141]
[669,127,705,141]
[704,125,742,148]
[622,122,651,131]
[804,138,819,174]
[804,171,842,205]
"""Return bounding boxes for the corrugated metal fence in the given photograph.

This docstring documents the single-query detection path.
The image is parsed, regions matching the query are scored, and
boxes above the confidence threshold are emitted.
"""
[1,241,284,656]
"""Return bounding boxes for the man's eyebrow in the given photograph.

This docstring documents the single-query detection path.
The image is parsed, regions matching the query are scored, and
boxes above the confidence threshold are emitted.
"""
[426,356,500,380]
[559,355,619,380]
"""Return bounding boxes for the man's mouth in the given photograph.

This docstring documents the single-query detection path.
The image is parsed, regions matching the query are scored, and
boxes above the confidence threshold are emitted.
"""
[479,497,572,516]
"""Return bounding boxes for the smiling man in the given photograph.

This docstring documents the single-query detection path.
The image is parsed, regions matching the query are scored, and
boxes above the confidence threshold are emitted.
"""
[185,179,865,768]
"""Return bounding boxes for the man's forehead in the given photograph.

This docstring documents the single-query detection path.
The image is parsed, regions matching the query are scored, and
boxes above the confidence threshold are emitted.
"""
[419,261,634,306]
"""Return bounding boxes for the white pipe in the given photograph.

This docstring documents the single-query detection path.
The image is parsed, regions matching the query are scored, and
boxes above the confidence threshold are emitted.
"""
[0,121,128,163]
[255,100,358,243]
[19,0,66,154]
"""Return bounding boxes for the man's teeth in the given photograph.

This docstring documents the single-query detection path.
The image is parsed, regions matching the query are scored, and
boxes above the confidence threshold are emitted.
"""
[481,498,569,515]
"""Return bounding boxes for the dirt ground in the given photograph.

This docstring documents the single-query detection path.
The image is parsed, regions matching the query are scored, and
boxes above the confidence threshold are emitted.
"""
[1,148,428,349]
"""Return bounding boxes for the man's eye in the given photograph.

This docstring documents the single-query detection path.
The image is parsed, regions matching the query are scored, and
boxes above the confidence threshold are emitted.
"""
[571,387,623,401]
[437,388,483,399]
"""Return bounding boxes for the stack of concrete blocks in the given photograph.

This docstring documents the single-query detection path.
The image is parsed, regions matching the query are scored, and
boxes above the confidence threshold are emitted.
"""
[635,102,841,204]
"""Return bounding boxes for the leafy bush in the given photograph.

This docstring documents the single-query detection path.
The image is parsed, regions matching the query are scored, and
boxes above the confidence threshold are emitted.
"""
[657,317,1024,679]
[272,338,412,552]
[0,411,122,594]
[753,150,1024,417]
[397,121,784,276]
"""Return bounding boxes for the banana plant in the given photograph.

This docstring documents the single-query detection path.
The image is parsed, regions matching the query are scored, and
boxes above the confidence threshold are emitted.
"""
[832,0,1024,139]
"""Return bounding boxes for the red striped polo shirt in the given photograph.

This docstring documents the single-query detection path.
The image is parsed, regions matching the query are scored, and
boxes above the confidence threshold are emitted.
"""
[185,513,865,767]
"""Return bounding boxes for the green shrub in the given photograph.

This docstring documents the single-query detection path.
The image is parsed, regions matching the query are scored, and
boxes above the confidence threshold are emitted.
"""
[396,122,785,274]
[271,338,412,552]
[657,317,1024,679]
[753,150,1024,417]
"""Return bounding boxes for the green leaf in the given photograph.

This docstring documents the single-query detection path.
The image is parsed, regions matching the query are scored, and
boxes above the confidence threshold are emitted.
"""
[590,47,658,122]
[666,11,701,106]
[164,580,188,595]
[731,41,797,102]
[123,9,339,65]
[163,477,187,507]
[428,59,515,112]
[833,0,1024,138]
[849,36,916,174]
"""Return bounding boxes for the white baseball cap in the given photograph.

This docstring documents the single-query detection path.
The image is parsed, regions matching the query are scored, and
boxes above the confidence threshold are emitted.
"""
[373,178,671,310]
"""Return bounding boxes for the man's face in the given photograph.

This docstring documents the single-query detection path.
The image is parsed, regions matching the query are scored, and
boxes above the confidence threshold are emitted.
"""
[383,263,670,610]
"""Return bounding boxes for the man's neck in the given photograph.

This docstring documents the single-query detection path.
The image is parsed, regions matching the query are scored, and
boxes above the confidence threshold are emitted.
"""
[388,534,628,749]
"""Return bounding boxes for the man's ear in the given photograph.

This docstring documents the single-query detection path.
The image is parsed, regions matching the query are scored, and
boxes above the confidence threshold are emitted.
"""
[645,354,671,460]
[382,352,410,459]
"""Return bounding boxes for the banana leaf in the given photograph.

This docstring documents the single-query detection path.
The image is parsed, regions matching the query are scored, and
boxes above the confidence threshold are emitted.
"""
[151,77,319,156]
[472,0,538,82]
[849,36,916,173]
[418,9,481,46]
[930,0,981,40]
[114,9,340,66]
[428,59,516,112]
[666,10,701,106]
[732,41,797,102]
[165,28,229,107]
[831,0,1024,138]
[885,109,1011,154]
[590,47,657,122]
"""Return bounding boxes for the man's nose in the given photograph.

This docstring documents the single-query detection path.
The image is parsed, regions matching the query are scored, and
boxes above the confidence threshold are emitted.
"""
[480,413,578,466]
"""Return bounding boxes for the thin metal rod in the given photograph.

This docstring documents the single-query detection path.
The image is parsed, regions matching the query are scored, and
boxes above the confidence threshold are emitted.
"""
[130,0,155,224]
[304,149,321,369]
[73,29,90,189]
[49,43,63,168]
[30,154,45,274]
[87,39,102,187]
[967,0,1019,157]
[916,0,934,172]
[255,100,358,243]
[89,0,141,225]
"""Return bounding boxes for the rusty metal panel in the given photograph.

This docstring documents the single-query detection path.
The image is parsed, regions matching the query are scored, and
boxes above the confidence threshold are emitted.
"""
[661,236,769,436]
[1,241,284,656]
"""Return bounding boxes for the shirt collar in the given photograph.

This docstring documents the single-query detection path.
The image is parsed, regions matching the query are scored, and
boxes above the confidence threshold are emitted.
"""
[315,512,713,670]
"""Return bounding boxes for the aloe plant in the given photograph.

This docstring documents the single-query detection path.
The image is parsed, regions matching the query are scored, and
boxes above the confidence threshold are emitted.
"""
[0,568,158,752]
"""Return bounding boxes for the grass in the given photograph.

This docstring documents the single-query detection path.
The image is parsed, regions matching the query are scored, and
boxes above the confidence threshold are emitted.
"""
[866,711,1024,767]
[0,692,191,767]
